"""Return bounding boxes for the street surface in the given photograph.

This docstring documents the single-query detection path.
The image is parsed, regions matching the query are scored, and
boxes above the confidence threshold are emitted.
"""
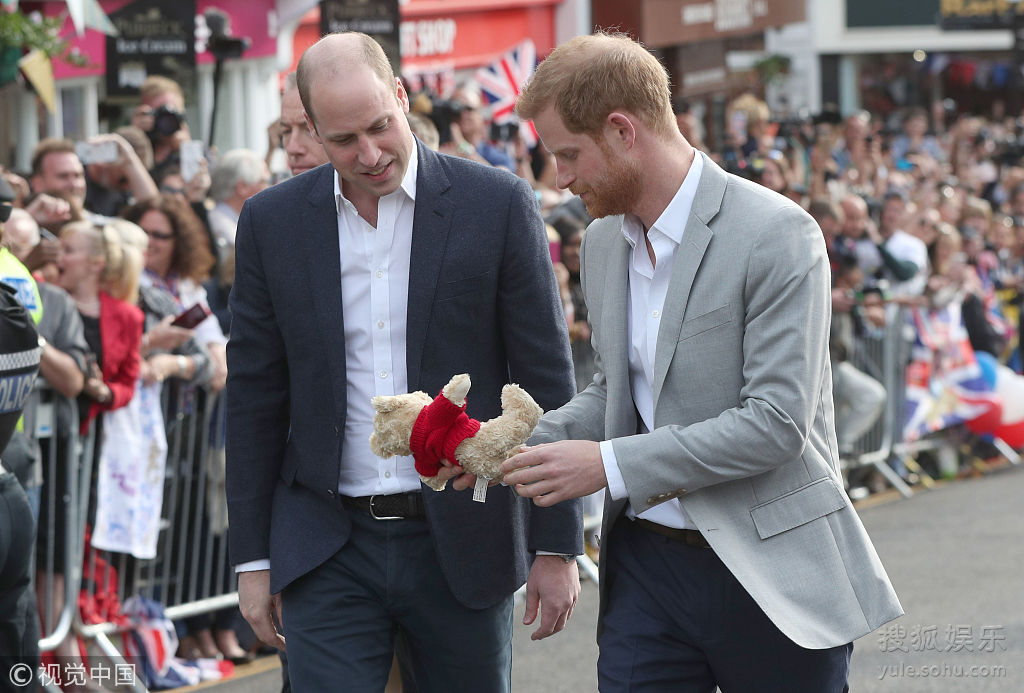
[219,463,1023,692]
[511,464,1023,692]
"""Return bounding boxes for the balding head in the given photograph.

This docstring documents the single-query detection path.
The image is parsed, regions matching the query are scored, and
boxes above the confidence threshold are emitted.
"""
[297,32,395,130]
[1,208,40,262]
[840,194,869,238]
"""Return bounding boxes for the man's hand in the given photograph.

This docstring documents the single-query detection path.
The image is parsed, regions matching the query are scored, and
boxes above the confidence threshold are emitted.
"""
[25,194,72,229]
[238,570,286,651]
[523,555,580,640]
[500,441,606,507]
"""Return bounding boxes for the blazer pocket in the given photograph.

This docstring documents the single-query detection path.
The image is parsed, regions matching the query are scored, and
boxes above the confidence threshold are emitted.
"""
[435,271,493,302]
[749,477,847,540]
[678,303,732,342]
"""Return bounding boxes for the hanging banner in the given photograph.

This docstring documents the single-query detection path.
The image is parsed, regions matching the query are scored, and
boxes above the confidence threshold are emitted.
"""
[320,0,401,74]
[105,0,196,97]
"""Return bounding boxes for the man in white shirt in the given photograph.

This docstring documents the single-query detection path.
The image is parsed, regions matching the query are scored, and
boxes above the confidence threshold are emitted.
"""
[226,33,580,692]
[503,31,901,691]
[875,191,929,298]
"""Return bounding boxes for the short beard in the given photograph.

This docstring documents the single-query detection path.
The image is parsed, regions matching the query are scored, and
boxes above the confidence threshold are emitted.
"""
[574,140,643,218]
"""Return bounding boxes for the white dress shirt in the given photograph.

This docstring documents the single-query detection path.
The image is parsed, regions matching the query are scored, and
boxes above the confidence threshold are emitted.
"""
[335,146,422,497]
[599,151,703,530]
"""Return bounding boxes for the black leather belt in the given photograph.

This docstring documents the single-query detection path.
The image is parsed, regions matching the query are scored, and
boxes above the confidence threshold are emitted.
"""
[632,518,712,549]
[339,492,425,520]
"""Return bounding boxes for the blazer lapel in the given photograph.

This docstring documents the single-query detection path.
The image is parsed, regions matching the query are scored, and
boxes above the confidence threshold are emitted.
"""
[301,165,349,420]
[653,153,726,402]
[599,225,636,438]
[406,141,454,390]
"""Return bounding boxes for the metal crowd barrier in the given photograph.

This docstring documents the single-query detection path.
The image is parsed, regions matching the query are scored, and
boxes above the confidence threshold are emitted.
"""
[26,379,234,693]
[845,303,916,497]
[24,383,88,654]
[844,302,1021,497]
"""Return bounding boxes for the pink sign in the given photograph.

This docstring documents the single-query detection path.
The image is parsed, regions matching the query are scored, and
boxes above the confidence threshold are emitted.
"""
[42,0,277,81]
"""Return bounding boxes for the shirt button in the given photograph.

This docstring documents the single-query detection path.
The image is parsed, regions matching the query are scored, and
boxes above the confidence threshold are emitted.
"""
[377,321,385,329]
[384,471,391,478]
[379,370,389,379]
[652,310,660,318]
[376,269,384,278]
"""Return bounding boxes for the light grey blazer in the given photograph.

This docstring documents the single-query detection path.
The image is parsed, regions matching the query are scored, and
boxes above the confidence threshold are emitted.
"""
[532,153,903,649]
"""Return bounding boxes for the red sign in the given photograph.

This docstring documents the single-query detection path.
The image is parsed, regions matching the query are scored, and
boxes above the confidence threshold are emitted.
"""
[400,0,558,72]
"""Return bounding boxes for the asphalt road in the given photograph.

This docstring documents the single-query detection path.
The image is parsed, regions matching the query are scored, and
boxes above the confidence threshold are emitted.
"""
[221,463,1023,692]
[510,463,1024,692]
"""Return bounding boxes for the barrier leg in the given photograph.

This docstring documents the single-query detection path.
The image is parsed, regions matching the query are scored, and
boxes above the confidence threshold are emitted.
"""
[869,458,914,498]
[991,437,1021,465]
[89,631,150,693]
[575,554,599,586]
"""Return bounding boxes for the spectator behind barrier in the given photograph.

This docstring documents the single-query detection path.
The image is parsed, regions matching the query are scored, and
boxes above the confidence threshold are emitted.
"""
[122,196,227,393]
[207,149,270,252]
[55,221,144,434]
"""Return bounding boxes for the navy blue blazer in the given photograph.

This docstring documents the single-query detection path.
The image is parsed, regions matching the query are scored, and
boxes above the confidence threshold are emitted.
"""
[225,141,581,607]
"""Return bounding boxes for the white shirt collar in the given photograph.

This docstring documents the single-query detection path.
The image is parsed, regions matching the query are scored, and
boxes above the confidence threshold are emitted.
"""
[621,150,704,248]
[333,139,419,215]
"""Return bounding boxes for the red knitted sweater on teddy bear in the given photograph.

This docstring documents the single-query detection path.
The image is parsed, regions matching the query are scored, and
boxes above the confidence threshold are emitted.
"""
[408,392,481,478]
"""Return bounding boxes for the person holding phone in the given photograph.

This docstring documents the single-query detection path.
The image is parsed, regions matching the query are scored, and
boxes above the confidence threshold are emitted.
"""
[28,137,156,225]
[82,132,160,218]
[122,195,227,393]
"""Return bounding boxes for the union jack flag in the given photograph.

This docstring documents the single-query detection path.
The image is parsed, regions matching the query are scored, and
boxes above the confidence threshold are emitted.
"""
[475,39,539,146]
[902,303,1000,442]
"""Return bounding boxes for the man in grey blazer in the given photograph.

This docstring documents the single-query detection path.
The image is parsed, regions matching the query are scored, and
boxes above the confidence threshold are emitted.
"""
[226,33,581,692]
[502,33,902,691]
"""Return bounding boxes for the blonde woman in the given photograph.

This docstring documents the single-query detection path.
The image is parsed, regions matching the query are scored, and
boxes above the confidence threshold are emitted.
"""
[56,221,144,434]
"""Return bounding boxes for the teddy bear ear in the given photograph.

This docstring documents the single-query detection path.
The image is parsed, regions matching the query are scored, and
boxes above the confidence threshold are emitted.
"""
[371,396,396,413]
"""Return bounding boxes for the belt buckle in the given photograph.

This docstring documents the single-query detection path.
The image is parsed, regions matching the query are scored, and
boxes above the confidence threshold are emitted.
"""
[368,494,404,521]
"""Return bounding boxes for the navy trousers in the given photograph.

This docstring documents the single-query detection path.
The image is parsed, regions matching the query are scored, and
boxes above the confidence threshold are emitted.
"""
[598,518,852,693]
[281,508,513,693]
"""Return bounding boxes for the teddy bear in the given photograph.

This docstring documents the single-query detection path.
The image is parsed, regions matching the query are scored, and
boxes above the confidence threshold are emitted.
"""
[369,373,543,492]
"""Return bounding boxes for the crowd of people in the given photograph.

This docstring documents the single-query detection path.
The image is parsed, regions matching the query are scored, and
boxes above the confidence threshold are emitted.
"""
[0,27,1021,692]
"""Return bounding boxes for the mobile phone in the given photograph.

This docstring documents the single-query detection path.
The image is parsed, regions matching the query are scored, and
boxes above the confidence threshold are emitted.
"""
[171,303,210,329]
[75,140,119,165]
[180,140,204,182]
[549,240,561,264]
[39,227,59,242]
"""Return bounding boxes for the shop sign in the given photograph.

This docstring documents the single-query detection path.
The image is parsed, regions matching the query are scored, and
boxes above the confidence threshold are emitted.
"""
[938,0,1021,30]
[637,0,805,48]
[320,0,401,73]
[398,0,556,72]
[105,0,196,96]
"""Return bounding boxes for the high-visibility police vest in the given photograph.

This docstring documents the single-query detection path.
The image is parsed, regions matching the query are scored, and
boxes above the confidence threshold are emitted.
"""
[0,247,42,324]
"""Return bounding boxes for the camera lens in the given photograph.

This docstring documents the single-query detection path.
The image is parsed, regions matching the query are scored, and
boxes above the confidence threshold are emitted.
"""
[152,105,184,137]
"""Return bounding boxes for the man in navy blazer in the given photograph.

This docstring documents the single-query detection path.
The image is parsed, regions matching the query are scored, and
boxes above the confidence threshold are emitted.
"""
[226,33,581,692]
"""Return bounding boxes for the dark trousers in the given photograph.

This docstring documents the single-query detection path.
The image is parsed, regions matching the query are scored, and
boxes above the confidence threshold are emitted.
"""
[0,472,39,674]
[598,518,852,693]
[281,508,513,693]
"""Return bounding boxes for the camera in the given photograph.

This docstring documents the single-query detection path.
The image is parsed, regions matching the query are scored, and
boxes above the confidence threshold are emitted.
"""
[151,104,185,138]
[489,119,519,143]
